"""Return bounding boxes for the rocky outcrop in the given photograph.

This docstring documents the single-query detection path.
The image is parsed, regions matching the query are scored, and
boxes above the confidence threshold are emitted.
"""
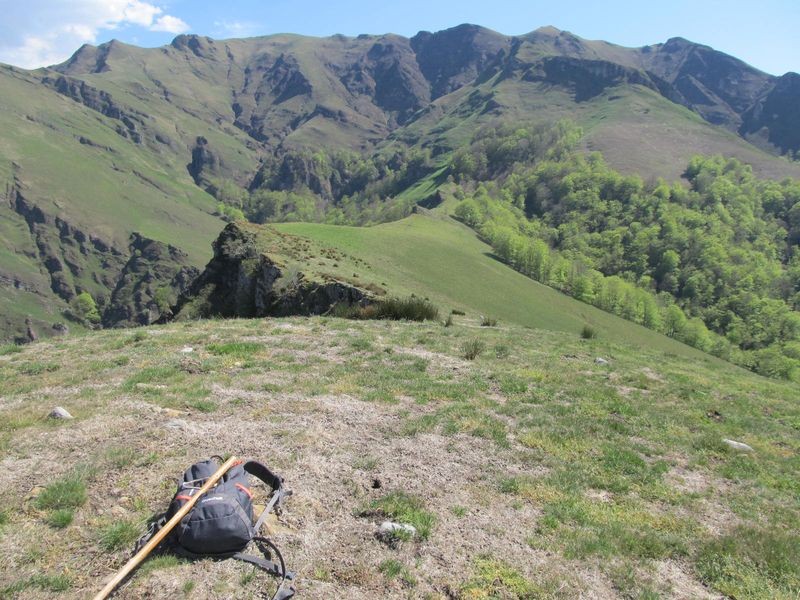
[41,75,146,143]
[523,57,662,102]
[740,73,800,156]
[103,234,200,327]
[173,223,371,320]
[10,185,126,303]
[187,136,223,185]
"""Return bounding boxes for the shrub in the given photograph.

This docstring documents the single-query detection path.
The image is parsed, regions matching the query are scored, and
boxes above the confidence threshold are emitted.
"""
[451,309,466,316]
[333,296,439,322]
[375,297,439,321]
[462,339,486,360]
[581,325,598,339]
[70,292,101,324]
[481,316,498,327]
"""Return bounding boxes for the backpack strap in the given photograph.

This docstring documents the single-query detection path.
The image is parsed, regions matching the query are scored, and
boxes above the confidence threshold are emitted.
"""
[134,514,167,553]
[243,460,292,533]
[243,460,283,492]
[233,536,295,600]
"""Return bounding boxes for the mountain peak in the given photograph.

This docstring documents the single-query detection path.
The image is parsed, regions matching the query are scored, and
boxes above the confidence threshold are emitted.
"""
[532,25,563,36]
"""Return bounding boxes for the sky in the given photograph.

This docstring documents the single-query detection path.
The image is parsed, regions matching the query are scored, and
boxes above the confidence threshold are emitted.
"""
[0,0,797,75]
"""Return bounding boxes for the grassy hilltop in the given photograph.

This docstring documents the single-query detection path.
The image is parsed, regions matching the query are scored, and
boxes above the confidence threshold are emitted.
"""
[1,312,798,598]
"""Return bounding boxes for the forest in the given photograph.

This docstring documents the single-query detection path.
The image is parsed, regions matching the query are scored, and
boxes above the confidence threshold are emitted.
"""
[451,123,800,380]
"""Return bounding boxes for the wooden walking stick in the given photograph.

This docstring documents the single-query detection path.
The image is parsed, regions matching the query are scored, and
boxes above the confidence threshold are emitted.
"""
[92,455,240,600]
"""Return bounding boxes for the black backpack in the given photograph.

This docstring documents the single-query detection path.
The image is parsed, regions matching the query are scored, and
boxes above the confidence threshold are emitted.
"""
[138,457,295,599]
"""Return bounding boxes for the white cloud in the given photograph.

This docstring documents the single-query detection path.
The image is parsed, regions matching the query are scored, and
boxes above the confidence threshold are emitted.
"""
[150,15,190,34]
[0,1,191,69]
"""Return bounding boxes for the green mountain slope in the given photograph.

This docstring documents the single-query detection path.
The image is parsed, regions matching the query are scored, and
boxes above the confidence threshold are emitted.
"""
[179,210,722,364]
[2,25,800,340]
[0,65,227,339]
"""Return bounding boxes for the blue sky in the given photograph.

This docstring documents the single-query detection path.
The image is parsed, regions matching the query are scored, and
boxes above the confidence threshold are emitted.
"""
[0,0,797,75]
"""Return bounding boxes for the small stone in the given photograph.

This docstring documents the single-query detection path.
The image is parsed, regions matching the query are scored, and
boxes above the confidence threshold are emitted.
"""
[164,419,189,430]
[379,521,416,537]
[594,357,609,365]
[180,346,194,353]
[48,406,73,419]
[722,439,754,452]
[111,506,128,517]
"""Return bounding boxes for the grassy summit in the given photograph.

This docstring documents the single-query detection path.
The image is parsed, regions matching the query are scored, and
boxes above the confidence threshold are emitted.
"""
[0,313,797,598]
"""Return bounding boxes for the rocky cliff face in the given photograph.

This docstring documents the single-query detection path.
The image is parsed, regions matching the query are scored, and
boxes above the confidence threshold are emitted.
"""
[173,223,370,320]
[740,73,800,156]
[103,234,199,327]
[10,183,127,304]
[41,75,147,143]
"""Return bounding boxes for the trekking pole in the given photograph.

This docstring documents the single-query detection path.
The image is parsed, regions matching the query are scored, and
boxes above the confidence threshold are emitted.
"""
[92,455,240,600]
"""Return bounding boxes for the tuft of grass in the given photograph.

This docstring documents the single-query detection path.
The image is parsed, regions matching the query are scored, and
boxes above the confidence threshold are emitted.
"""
[239,569,257,586]
[19,362,60,375]
[481,315,498,327]
[35,473,87,511]
[186,399,218,413]
[350,337,373,351]
[364,491,435,540]
[139,555,185,576]
[105,446,138,468]
[443,314,453,327]
[47,509,74,528]
[99,519,141,551]
[378,559,416,586]
[462,338,486,360]
[0,344,23,356]
[461,556,555,598]
[494,343,510,358]
[122,365,180,392]
[2,574,71,595]
[451,309,466,315]
[353,455,379,470]
[207,342,263,357]
[581,324,598,339]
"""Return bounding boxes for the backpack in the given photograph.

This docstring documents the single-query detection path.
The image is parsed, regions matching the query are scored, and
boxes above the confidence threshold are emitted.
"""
[137,457,295,599]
